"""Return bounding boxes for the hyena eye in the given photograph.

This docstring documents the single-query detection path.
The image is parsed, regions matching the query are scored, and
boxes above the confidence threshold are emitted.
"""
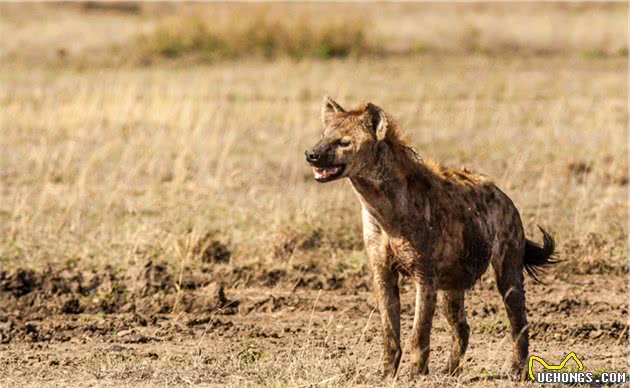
[338,139,351,147]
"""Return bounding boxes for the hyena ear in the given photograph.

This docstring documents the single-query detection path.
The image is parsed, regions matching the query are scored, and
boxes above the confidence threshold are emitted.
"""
[321,96,345,127]
[365,102,388,141]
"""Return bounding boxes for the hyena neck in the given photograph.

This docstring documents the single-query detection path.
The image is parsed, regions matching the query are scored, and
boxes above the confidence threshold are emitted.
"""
[349,141,438,230]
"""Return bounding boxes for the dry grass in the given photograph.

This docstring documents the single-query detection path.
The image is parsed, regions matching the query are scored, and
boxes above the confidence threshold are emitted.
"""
[0,2,628,387]
[0,1,627,286]
[2,56,626,275]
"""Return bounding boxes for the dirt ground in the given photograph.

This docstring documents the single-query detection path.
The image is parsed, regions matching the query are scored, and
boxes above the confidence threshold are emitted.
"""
[0,257,628,387]
[0,2,628,387]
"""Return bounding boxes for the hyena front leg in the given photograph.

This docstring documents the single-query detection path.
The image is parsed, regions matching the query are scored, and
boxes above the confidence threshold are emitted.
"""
[372,266,402,378]
[409,280,437,376]
[441,289,470,375]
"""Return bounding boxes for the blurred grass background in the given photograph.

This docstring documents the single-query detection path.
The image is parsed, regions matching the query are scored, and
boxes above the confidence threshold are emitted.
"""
[0,2,627,280]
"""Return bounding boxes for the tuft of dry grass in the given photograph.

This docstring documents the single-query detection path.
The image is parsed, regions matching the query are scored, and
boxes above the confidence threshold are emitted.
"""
[135,14,375,62]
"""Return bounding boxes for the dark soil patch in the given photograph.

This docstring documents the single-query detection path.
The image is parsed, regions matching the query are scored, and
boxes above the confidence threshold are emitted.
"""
[193,233,232,264]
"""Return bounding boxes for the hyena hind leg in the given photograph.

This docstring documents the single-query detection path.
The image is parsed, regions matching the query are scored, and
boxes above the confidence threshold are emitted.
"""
[441,289,470,375]
[492,252,529,380]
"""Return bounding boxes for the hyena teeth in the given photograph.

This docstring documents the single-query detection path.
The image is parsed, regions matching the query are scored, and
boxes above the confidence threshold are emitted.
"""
[313,167,339,179]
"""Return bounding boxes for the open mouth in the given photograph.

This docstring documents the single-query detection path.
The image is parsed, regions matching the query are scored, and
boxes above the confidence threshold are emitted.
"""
[312,165,345,182]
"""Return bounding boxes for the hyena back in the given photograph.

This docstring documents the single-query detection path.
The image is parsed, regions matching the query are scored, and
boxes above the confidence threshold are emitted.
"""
[305,97,556,380]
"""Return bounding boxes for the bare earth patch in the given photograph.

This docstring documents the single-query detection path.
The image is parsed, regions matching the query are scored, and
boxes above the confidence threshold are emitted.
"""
[0,262,628,387]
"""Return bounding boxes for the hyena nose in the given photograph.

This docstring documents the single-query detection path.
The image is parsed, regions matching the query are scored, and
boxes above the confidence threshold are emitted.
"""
[305,150,320,163]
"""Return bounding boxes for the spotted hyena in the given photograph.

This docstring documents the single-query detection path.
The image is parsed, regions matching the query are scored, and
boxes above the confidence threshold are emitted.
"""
[305,97,556,380]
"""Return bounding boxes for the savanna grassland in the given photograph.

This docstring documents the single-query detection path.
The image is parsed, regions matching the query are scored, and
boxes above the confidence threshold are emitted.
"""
[0,2,628,387]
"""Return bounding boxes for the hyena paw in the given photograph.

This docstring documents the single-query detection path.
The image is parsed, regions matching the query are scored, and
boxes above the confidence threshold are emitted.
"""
[409,363,430,377]
[509,364,527,381]
[442,361,462,376]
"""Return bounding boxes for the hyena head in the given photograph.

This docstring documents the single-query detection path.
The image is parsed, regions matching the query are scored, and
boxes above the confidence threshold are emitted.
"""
[305,96,389,183]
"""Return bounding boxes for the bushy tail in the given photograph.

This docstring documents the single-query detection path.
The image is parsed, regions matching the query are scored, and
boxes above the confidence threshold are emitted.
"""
[523,226,558,283]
